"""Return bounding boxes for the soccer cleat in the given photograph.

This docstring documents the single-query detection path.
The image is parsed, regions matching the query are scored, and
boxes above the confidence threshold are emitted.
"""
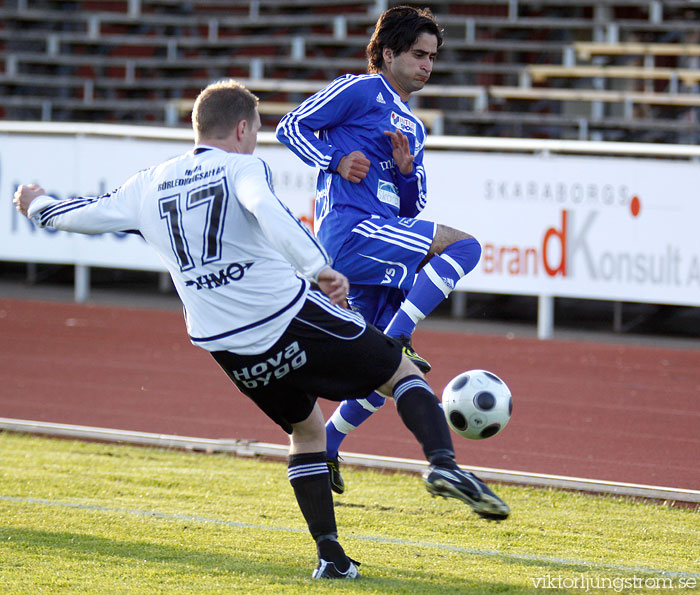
[423,465,510,521]
[312,558,360,579]
[327,456,345,494]
[397,335,431,374]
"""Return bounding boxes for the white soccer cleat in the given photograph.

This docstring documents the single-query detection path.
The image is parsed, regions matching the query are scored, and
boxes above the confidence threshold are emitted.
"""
[312,558,360,579]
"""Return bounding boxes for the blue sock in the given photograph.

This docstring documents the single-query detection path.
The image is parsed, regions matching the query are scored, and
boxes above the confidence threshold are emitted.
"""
[325,392,386,458]
[384,237,481,338]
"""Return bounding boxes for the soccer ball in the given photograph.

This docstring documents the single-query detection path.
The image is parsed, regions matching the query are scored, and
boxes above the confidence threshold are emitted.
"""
[441,369,512,440]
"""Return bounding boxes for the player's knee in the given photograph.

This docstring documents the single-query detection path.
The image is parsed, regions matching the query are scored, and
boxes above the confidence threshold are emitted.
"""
[432,224,473,253]
[442,236,481,276]
[377,355,424,397]
[290,405,326,452]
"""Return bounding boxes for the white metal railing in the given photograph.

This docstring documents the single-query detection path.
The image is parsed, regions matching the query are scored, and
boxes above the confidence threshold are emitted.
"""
[4,121,700,159]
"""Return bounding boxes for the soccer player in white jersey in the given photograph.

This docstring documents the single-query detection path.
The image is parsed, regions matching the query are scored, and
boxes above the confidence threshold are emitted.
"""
[14,79,509,580]
[276,6,482,493]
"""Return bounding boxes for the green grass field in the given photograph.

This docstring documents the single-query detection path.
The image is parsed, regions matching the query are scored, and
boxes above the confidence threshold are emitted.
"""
[0,432,698,594]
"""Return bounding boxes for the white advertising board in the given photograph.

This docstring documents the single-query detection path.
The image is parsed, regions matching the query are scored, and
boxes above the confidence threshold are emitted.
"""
[1,129,698,309]
[421,151,700,307]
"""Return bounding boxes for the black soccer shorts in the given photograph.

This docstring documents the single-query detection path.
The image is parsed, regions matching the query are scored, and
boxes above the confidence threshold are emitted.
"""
[211,290,403,434]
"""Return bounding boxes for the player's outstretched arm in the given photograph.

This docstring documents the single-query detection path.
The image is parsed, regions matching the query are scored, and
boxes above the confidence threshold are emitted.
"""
[15,176,140,234]
[316,266,349,308]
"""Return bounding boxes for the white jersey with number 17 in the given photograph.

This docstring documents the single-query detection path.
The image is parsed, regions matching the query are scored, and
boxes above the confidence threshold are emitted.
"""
[27,145,330,354]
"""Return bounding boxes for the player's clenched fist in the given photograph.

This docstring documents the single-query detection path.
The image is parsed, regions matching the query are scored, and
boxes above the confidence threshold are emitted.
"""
[337,151,370,183]
[13,184,46,217]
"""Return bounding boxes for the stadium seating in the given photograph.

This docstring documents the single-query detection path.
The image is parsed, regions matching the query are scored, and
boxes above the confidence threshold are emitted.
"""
[1,0,699,142]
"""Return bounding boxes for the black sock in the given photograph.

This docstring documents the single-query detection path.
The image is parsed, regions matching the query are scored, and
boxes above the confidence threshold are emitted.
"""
[288,452,338,542]
[393,375,457,468]
[316,534,350,571]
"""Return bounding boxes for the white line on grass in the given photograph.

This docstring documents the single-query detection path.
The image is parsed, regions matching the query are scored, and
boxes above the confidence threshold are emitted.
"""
[2,494,698,580]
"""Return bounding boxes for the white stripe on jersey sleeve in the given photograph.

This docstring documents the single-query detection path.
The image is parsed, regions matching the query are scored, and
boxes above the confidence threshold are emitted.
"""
[234,158,329,281]
[415,165,427,211]
[26,176,141,234]
[276,74,379,169]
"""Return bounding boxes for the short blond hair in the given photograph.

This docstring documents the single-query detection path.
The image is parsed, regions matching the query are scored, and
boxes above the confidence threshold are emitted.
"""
[192,79,259,139]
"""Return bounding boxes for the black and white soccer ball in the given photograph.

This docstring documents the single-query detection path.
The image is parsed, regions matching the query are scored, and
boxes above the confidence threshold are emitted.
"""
[441,369,512,440]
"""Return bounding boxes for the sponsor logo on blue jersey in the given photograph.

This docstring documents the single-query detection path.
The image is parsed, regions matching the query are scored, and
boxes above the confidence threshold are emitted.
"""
[390,112,417,135]
[377,180,400,208]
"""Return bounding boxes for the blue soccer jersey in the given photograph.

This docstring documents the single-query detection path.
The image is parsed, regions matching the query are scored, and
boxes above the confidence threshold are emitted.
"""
[276,73,428,261]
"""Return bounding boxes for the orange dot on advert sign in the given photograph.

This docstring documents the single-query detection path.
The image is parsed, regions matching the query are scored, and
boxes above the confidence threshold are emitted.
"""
[630,195,641,217]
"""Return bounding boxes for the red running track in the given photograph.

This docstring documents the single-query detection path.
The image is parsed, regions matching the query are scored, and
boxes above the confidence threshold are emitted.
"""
[1,298,698,490]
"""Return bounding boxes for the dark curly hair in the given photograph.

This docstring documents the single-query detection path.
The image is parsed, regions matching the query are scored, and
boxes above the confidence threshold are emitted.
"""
[366,6,443,74]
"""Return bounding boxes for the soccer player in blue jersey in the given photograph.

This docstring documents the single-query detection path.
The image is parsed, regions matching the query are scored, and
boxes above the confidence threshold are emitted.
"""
[276,6,482,493]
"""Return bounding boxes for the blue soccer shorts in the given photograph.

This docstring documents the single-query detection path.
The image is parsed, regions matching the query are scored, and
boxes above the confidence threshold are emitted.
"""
[333,215,437,291]
[347,284,405,331]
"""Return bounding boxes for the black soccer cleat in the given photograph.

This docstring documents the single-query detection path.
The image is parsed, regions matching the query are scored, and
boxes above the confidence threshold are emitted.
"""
[423,465,510,521]
[397,335,431,374]
[327,456,345,495]
[312,558,360,579]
